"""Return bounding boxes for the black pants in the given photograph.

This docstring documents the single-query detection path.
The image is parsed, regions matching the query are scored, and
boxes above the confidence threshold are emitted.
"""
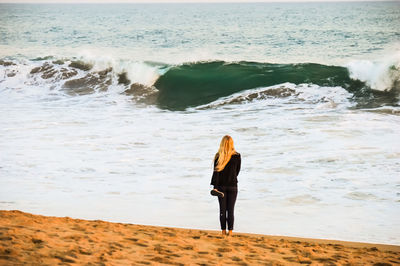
[217,186,238,231]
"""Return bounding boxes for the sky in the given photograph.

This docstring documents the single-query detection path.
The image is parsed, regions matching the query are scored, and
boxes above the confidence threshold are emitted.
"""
[0,0,394,3]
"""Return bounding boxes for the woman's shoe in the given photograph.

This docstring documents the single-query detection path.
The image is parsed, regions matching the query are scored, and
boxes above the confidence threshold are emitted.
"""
[210,189,224,198]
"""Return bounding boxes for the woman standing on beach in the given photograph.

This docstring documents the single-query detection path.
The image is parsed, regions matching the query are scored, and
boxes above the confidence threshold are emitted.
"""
[211,135,241,236]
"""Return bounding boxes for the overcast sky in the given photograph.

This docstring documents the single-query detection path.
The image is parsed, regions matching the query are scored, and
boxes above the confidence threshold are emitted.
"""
[0,0,394,3]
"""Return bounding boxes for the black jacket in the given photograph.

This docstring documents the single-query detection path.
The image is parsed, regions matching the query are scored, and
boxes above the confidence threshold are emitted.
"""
[210,153,241,188]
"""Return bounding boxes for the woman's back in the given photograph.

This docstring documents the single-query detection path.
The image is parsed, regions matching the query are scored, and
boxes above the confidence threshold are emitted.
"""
[211,153,241,187]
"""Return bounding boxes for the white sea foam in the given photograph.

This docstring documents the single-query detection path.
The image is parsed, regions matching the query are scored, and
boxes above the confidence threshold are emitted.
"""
[74,50,161,86]
[346,52,400,92]
[194,83,353,110]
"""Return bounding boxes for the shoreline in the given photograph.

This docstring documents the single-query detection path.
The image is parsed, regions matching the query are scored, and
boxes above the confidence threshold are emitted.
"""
[1,210,399,265]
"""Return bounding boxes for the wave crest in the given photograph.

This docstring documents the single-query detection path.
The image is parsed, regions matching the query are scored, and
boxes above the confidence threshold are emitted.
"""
[347,53,400,93]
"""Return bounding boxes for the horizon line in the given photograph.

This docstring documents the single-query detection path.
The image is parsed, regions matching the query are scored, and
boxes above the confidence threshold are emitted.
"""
[0,0,397,3]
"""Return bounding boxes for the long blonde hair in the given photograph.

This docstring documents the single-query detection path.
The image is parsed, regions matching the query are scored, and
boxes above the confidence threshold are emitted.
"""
[214,135,237,172]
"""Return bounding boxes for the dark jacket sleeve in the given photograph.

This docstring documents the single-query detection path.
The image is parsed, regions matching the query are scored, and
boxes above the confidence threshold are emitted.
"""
[210,157,219,188]
[236,153,241,176]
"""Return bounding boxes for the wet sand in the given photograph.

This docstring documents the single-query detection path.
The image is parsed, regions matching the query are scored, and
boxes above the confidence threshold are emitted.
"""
[0,210,399,265]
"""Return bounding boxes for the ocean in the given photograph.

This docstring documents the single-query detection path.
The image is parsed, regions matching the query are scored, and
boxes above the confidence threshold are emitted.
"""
[0,2,399,245]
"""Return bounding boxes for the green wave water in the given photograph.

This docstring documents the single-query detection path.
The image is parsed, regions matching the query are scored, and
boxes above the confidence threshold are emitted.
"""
[154,61,366,110]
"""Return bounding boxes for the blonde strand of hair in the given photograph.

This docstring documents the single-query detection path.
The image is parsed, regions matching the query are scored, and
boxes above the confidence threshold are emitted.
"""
[215,135,236,172]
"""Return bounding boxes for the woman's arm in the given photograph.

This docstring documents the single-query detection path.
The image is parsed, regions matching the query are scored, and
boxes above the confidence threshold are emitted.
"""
[210,157,219,188]
[211,170,219,188]
[236,154,241,176]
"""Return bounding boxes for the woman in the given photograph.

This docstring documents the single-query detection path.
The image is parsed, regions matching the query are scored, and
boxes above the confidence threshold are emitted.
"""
[210,135,241,236]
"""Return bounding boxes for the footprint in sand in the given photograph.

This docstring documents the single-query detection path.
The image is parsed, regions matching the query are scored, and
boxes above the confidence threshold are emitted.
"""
[150,256,174,264]
[53,254,76,264]
[283,256,297,263]
[31,238,45,249]
[300,251,311,258]
[78,248,92,255]
[217,247,232,253]
[125,237,138,242]
[163,232,176,237]
[313,257,337,263]
[333,244,345,250]
[255,243,269,249]
[332,253,347,260]
[111,242,124,248]
[297,256,312,264]
[153,244,164,252]
[136,261,151,265]
[245,254,259,259]
[231,256,242,262]
[136,242,148,247]
[65,234,82,241]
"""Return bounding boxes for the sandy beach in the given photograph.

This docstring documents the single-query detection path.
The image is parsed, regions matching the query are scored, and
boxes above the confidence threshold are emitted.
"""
[0,210,399,265]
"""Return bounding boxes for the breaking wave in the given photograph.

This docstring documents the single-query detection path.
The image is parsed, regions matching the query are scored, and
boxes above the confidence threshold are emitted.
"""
[1,55,399,110]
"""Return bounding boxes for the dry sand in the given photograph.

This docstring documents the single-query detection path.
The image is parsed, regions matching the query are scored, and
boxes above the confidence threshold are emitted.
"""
[0,210,399,265]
